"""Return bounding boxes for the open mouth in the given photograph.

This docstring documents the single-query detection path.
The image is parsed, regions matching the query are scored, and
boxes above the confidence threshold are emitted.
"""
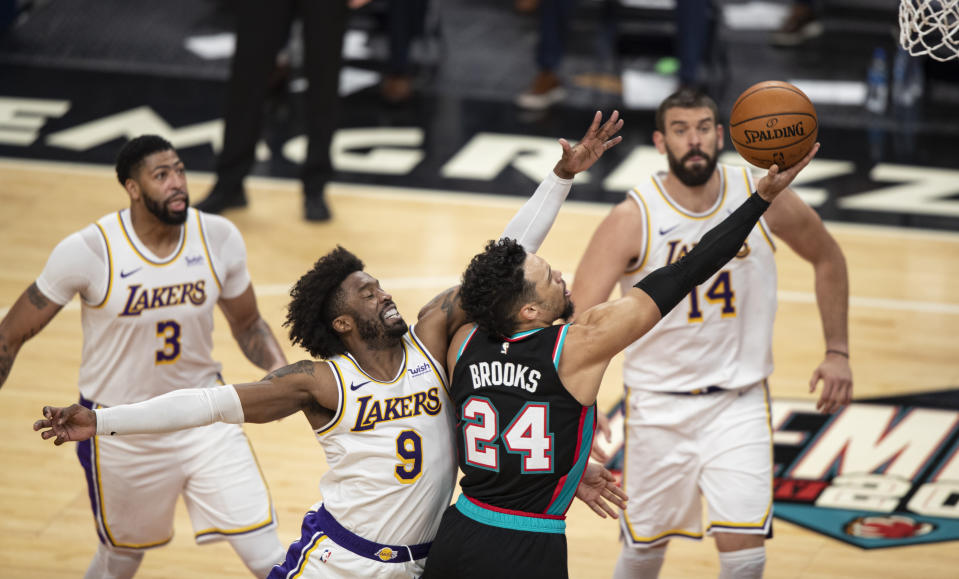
[168,196,188,211]
[382,305,400,322]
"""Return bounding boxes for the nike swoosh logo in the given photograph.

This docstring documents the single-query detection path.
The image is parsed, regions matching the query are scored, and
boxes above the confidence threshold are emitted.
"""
[350,381,371,391]
[659,224,679,236]
[120,267,142,278]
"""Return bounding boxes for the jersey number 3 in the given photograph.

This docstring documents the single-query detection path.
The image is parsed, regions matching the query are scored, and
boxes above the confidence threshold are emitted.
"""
[155,320,182,364]
[462,396,554,473]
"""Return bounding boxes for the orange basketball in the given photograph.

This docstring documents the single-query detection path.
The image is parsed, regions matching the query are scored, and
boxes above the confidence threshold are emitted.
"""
[728,80,818,170]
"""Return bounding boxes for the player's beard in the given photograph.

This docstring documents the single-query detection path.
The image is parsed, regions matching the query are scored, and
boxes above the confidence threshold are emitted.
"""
[560,297,574,322]
[667,145,718,187]
[357,315,408,350]
[143,190,189,225]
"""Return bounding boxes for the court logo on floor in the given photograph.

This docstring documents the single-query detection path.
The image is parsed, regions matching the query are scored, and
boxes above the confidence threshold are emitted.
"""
[601,388,959,549]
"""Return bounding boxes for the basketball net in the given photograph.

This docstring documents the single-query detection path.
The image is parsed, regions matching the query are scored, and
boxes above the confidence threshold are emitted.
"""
[899,0,959,61]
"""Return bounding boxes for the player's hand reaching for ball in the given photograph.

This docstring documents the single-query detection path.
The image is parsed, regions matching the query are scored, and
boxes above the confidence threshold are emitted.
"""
[33,404,97,445]
[553,110,624,179]
[755,142,820,203]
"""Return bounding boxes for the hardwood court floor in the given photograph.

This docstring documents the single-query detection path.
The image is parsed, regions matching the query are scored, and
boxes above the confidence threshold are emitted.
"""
[2,158,958,578]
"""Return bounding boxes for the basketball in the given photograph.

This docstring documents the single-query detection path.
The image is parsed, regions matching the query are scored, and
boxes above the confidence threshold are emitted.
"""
[728,80,818,170]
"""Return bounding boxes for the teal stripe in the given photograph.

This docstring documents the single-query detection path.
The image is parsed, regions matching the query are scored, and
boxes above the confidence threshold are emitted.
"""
[455,495,565,534]
[509,327,543,339]
[545,407,595,515]
[552,324,570,368]
[456,325,478,362]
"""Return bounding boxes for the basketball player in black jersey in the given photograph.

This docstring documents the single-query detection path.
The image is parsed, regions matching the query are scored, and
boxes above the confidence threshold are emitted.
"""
[421,143,821,579]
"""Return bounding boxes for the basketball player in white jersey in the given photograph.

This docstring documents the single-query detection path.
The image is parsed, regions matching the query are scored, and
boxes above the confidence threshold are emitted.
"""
[570,90,854,578]
[33,112,629,579]
[0,136,289,577]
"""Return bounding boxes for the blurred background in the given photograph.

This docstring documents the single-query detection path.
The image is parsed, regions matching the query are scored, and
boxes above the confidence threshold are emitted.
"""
[1,0,958,229]
[2,0,959,577]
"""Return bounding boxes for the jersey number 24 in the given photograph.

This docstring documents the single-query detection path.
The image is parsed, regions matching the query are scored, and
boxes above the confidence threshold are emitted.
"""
[462,396,554,474]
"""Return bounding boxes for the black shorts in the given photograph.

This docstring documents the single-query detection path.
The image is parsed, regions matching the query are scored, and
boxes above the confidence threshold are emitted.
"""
[422,503,569,579]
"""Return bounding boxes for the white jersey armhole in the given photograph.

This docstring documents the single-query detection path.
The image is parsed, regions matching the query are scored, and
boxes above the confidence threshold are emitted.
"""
[313,360,345,436]
[624,187,652,275]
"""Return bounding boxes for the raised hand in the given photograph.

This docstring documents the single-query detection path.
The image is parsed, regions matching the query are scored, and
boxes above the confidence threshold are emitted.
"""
[575,462,628,519]
[33,404,97,445]
[554,110,625,179]
[756,142,820,203]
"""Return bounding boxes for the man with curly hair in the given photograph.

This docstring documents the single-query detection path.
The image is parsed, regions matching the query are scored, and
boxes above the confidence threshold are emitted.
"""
[419,143,821,579]
[34,112,626,578]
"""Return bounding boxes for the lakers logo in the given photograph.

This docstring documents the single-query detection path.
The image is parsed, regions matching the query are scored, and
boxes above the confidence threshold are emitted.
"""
[375,547,398,561]
[736,241,750,259]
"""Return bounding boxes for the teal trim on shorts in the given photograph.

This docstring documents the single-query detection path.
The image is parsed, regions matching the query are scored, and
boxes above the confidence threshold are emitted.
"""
[455,495,566,534]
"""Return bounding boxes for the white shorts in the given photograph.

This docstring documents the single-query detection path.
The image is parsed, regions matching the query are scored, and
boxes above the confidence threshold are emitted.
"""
[619,381,773,548]
[77,420,276,550]
[269,504,426,579]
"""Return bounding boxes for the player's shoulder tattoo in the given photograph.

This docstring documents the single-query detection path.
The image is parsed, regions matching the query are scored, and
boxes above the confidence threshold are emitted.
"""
[264,360,316,381]
[26,282,51,310]
[438,287,460,317]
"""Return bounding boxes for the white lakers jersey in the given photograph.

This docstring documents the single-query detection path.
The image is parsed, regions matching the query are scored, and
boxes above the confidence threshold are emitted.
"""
[314,326,457,546]
[618,164,777,392]
[77,209,231,405]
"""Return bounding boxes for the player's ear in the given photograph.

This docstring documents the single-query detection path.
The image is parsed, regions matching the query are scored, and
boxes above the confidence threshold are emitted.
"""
[123,178,140,200]
[716,123,725,151]
[518,302,538,322]
[331,314,353,335]
[652,130,666,153]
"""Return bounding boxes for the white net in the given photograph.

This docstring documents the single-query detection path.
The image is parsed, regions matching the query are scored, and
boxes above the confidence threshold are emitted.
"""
[899,0,959,61]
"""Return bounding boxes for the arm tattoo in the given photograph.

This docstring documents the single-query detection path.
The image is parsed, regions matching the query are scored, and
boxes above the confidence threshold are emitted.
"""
[263,360,315,382]
[439,288,460,317]
[236,318,280,371]
[0,350,12,388]
[26,283,50,310]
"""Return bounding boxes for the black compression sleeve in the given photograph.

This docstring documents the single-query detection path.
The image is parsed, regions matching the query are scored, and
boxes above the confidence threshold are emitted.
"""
[635,193,771,316]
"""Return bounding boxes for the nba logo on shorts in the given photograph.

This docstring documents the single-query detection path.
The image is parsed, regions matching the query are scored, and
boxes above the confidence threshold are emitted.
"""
[319,549,332,563]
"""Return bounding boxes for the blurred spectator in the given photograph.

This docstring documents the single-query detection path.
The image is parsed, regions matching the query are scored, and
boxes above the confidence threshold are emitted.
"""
[197,0,367,222]
[770,0,823,47]
[676,0,713,91]
[380,0,430,103]
[516,0,715,110]
[515,0,575,110]
[1,0,21,34]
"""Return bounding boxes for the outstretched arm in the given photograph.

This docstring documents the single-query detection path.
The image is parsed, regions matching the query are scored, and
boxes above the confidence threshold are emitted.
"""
[415,111,626,362]
[560,145,821,405]
[0,283,63,389]
[500,110,624,253]
[34,360,337,445]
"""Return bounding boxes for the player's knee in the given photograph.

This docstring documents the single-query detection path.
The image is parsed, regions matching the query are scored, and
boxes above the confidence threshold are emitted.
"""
[717,545,765,579]
[714,531,764,552]
[228,531,286,578]
[613,543,667,579]
[84,543,145,579]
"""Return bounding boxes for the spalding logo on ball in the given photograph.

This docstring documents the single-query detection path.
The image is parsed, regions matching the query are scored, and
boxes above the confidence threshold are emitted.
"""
[729,80,818,170]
